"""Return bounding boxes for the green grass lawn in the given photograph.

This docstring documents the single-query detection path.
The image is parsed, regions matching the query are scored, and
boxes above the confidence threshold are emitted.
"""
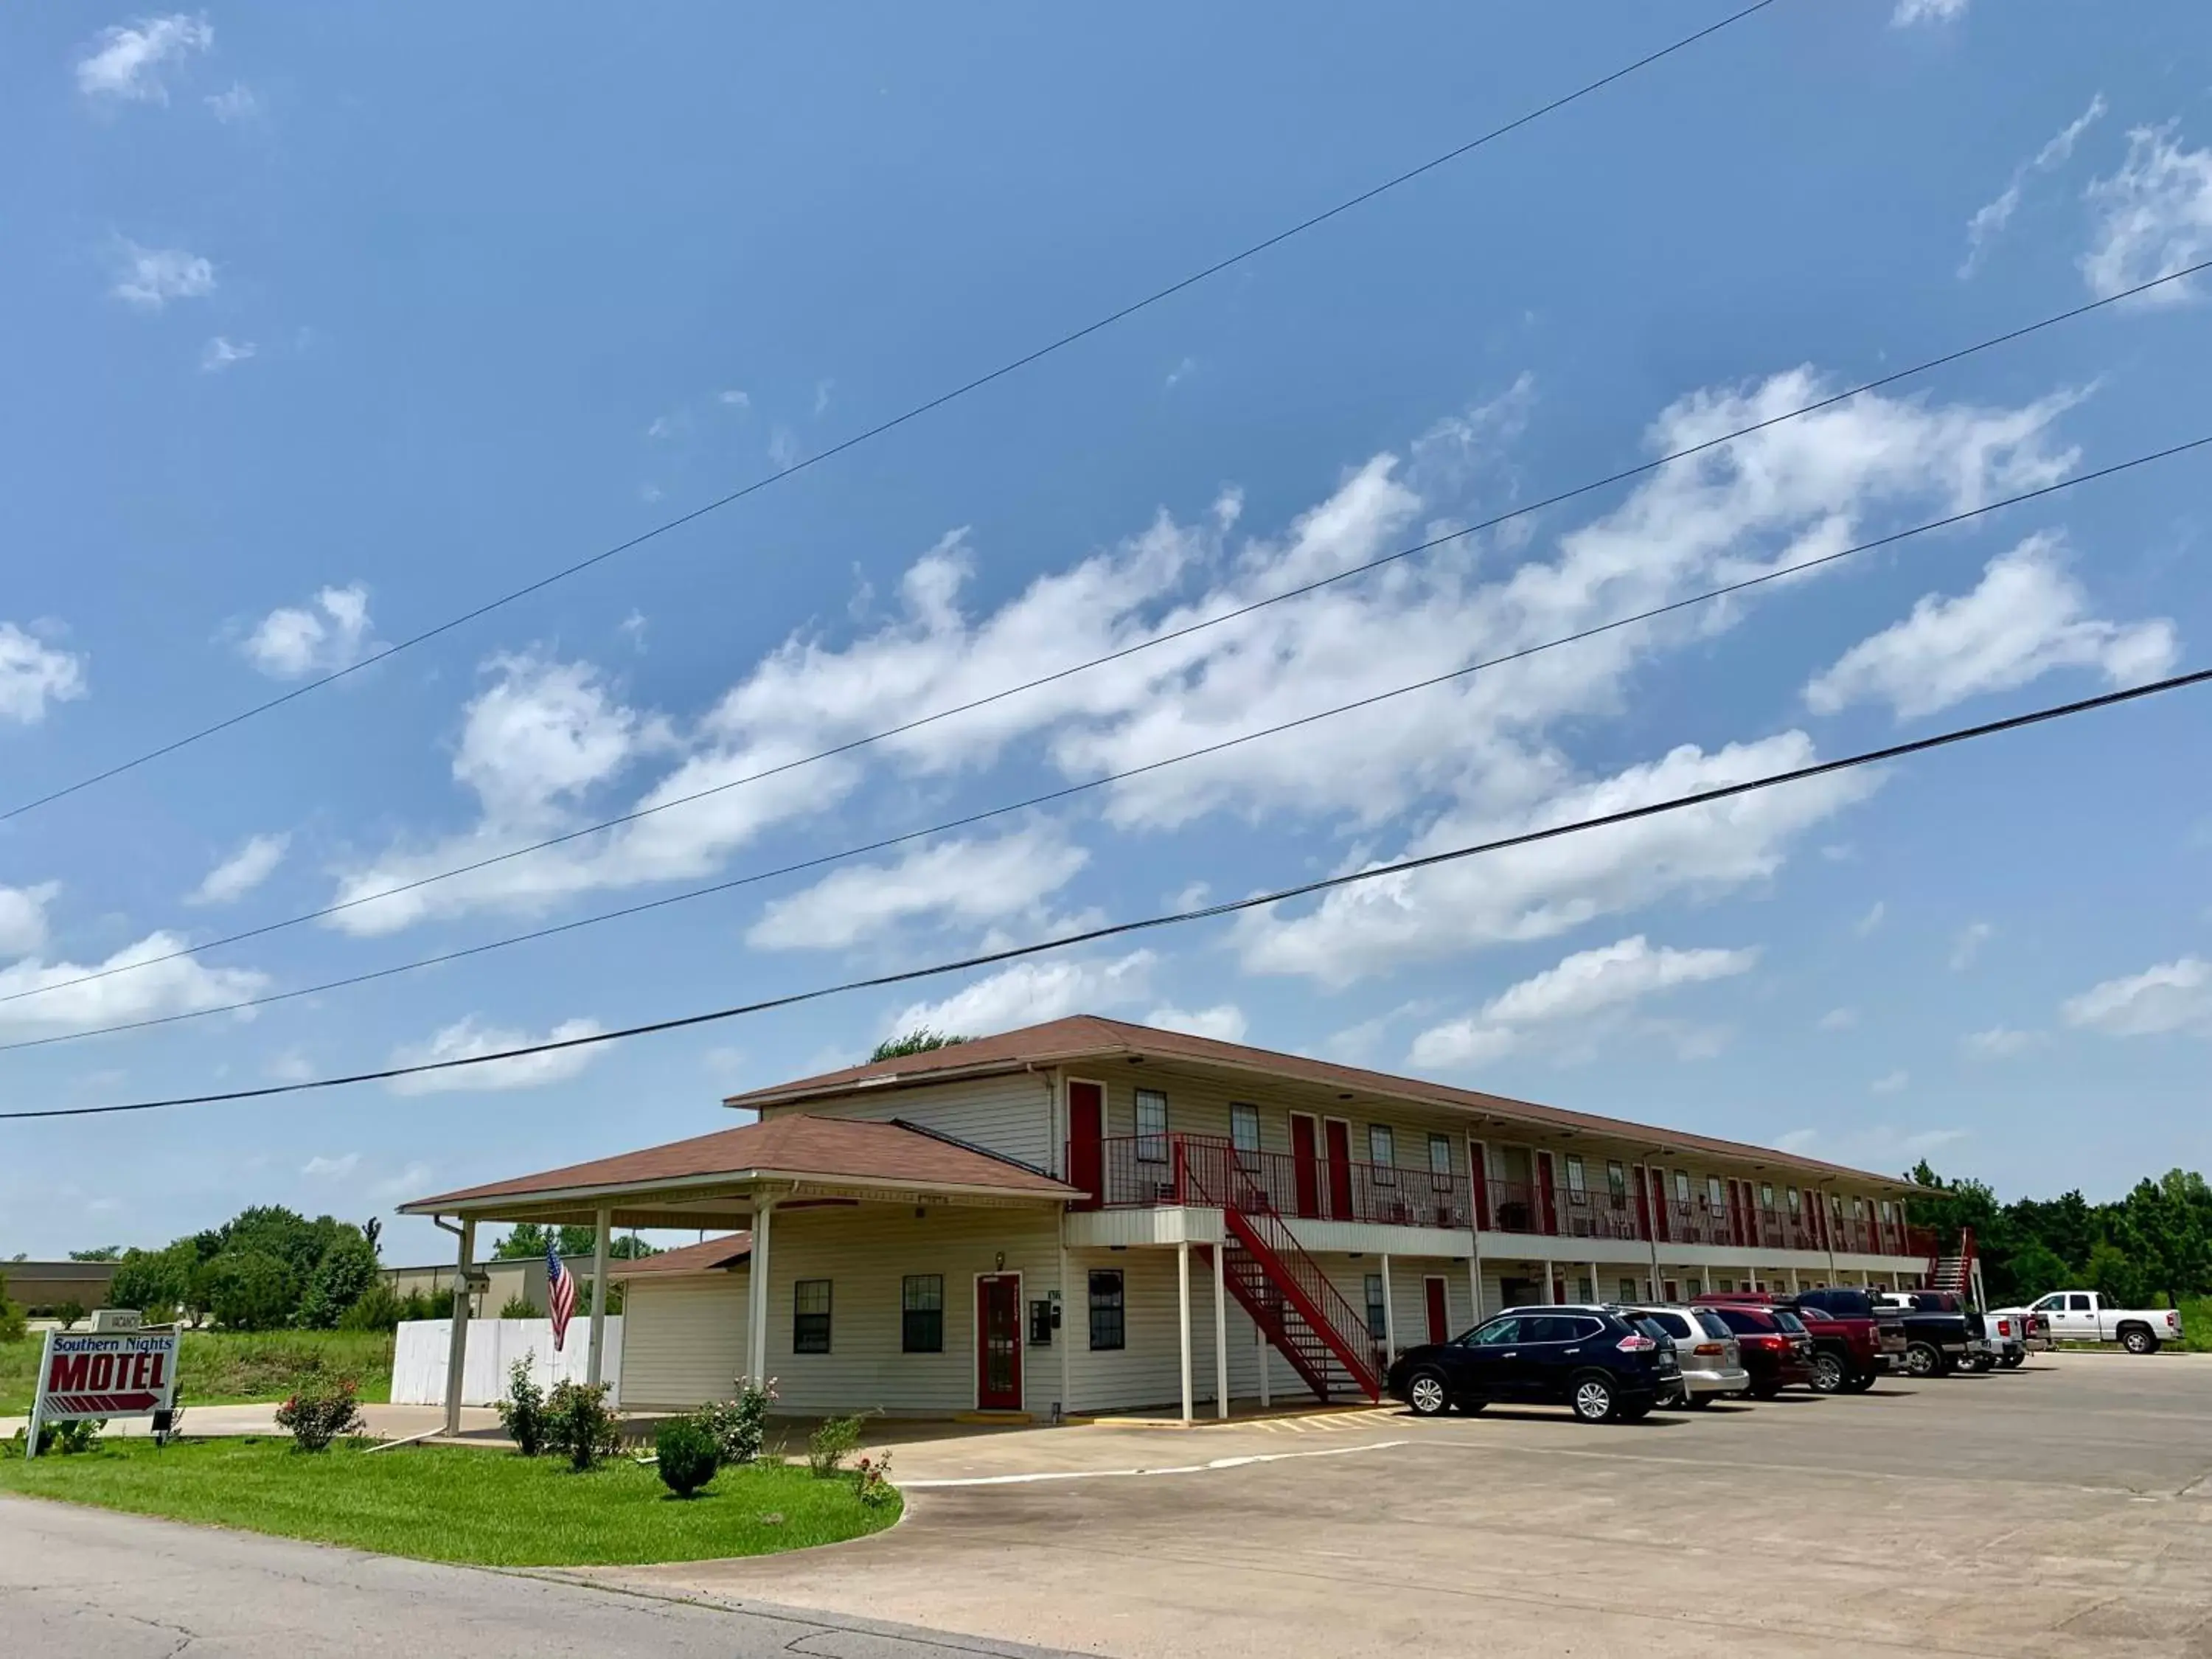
[0,1436,898,1565]
[1,1330,394,1416]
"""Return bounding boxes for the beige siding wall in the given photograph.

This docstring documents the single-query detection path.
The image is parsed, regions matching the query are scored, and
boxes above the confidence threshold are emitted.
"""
[763,1072,1054,1172]
[620,1271,750,1408]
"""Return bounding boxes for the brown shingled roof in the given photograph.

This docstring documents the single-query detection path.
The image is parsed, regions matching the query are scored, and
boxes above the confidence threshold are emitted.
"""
[608,1232,751,1279]
[725,1015,1918,1192]
[402,1113,1077,1216]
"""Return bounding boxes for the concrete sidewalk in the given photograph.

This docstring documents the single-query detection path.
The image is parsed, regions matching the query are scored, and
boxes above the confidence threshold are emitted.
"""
[1,1402,506,1441]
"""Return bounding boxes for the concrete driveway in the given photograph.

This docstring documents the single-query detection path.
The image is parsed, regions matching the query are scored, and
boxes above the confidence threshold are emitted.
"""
[587,1352,2212,1659]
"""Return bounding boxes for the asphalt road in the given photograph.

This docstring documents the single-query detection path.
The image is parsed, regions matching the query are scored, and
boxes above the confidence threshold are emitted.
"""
[0,1495,1069,1659]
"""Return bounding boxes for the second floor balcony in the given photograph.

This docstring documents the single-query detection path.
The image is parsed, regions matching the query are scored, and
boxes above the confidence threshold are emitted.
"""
[1079,1133,1932,1258]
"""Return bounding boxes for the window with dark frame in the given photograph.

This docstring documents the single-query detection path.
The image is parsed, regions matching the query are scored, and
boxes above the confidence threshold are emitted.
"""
[1231,1102,1261,1157]
[901,1274,944,1354]
[1368,1124,1396,1184]
[793,1279,832,1354]
[1427,1133,1452,1180]
[1606,1160,1627,1208]
[1364,1273,1387,1340]
[1087,1269,1125,1350]
[1135,1088,1169,1164]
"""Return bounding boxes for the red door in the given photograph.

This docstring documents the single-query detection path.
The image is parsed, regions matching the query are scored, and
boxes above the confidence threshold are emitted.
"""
[1324,1120,1354,1220]
[1425,1278,1450,1345]
[1537,1151,1559,1235]
[1290,1115,1321,1218]
[1470,1141,1492,1231]
[976,1276,1022,1411]
[1067,1081,1104,1211]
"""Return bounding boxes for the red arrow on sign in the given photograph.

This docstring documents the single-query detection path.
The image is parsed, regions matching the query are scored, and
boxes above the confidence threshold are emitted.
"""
[46,1392,160,1413]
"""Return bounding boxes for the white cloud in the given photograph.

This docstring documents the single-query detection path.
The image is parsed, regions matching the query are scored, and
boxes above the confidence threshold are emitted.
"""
[718,389,749,408]
[302,1153,359,1179]
[200,335,255,372]
[1241,734,1874,987]
[0,933,267,1037]
[204,82,258,123]
[1964,1026,2041,1057]
[110,240,215,310]
[1774,1127,1819,1154]
[1962,95,2106,277]
[2083,124,2212,305]
[1871,1070,1910,1095]
[187,833,288,906]
[1772,1122,1965,1161]
[1854,901,1886,937]
[266,1050,315,1084]
[813,379,834,417]
[75,13,212,102]
[1164,356,1198,390]
[241,585,377,678]
[0,883,60,957]
[768,425,801,468]
[888,950,1155,1038]
[0,624,87,723]
[1891,0,1966,23]
[1805,536,2177,722]
[1147,1004,1248,1043]
[1818,1006,1860,1031]
[1409,935,1757,1068]
[372,1161,434,1200]
[1949,922,1994,972]
[386,1016,605,1095]
[748,827,1085,951]
[2061,956,2212,1037]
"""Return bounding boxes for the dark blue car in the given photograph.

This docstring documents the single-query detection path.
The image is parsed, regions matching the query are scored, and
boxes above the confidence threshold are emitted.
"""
[1385,1304,1682,1422]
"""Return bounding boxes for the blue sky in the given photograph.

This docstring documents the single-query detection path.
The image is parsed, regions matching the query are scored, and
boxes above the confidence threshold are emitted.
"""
[4,1,2209,1263]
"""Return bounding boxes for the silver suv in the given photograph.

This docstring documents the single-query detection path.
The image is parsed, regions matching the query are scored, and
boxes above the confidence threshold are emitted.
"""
[1630,1305,1748,1406]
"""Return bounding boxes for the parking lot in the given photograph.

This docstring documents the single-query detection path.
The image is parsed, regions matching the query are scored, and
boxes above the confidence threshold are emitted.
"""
[589,1351,2212,1659]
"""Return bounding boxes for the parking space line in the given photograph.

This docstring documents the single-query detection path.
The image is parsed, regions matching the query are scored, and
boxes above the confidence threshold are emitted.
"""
[903,1439,1410,1488]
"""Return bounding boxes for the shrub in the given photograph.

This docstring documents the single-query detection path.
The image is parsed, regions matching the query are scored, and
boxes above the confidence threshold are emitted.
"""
[498,1295,538,1319]
[543,1380,621,1472]
[56,1301,87,1331]
[807,1414,863,1478]
[0,1278,25,1344]
[654,1416,719,1498]
[10,1417,105,1458]
[336,1284,406,1332]
[495,1359,549,1456]
[199,1251,301,1332]
[296,1234,381,1329]
[695,1378,776,1467]
[853,1449,896,1506]
[274,1375,365,1452]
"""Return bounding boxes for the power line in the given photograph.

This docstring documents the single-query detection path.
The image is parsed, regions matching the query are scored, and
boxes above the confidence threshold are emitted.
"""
[10,663,2207,1121]
[10,267,2202,1018]
[0,1,1778,831]
[7,428,2205,1052]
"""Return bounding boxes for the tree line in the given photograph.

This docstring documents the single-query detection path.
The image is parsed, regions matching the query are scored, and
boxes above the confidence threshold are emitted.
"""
[1904,1163,2212,1308]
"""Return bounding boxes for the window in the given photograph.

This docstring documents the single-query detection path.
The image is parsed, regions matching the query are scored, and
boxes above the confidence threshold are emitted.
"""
[2067,1293,2093,1312]
[1468,1316,1519,1346]
[2031,1293,2065,1312]
[1564,1155,1587,1196]
[1694,1310,1736,1340]
[1428,1133,1453,1178]
[1708,1176,1726,1211]
[1649,1311,1693,1339]
[1029,1298,1054,1348]
[900,1275,944,1354]
[1852,1197,1867,1221]
[1135,1089,1169,1164]
[1573,1276,1594,1304]
[1606,1161,1627,1206]
[1364,1274,1387,1340]
[1618,1277,1639,1304]
[1787,1187,1802,1216]
[1674,1170,1692,1206]
[1879,1199,1894,1224]
[1830,1192,1844,1219]
[1230,1102,1260,1155]
[1088,1270,1125,1349]
[1761,1183,1775,1210]
[793,1279,832,1354]
[1368,1124,1396,1183]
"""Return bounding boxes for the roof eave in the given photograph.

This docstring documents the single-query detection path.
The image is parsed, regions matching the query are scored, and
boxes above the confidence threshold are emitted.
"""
[401,1163,1077,1217]
[721,1051,1092,1110]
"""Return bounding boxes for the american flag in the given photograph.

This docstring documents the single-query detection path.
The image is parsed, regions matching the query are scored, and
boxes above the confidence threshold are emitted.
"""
[546,1237,576,1352]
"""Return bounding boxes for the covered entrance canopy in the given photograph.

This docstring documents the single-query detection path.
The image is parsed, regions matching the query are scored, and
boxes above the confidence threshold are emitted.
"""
[400,1114,1079,1430]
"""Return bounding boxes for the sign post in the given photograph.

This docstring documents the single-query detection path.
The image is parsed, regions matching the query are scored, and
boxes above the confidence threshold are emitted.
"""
[25,1325,181,1458]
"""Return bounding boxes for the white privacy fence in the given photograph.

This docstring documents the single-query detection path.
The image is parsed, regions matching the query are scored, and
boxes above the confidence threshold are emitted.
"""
[391,1318,625,1407]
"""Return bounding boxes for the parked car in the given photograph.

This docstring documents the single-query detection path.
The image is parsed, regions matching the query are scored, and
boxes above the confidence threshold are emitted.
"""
[1385,1305,1683,1423]
[1868,1290,1979,1377]
[1698,1304,1814,1397]
[1629,1306,1750,1406]
[1788,1287,1909,1383]
[1986,1290,2183,1355]
[1700,1290,1893,1394]
[1980,1310,2030,1369]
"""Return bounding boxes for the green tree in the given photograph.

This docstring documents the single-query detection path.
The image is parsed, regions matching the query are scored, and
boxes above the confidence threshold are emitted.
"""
[197,1251,300,1331]
[296,1231,382,1329]
[2084,1240,2152,1310]
[2000,1240,2072,1300]
[493,1222,658,1262]
[68,1245,122,1262]
[869,1028,970,1062]
[111,1238,211,1319]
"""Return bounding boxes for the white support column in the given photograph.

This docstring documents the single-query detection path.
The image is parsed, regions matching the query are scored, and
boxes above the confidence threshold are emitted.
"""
[746,1198,774,1385]
[1700,1261,1712,1295]
[1468,1256,1484,1326]
[1788,1265,1801,1294]
[1540,1255,1554,1304]
[1213,1241,1229,1420]
[1058,1228,1073,1423]
[1256,1320,1270,1410]
[442,1217,475,1436]
[1588,1262,1600,1307]
[1177,1241,1194,1426]
[1379,1254,1397,1363]
[586,1206,611,1388]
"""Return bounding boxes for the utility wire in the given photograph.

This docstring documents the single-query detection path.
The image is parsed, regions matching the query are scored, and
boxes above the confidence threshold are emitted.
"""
[9,664,2207,1121]
[8,264,2202,1018]
[7,428,2205,1054]
[0,1,1778,830]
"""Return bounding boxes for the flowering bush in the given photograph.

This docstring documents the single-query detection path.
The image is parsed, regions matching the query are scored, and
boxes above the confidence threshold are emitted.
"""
[274,1376,364,1452]
[853,1449,897,1506]
[495,1359,549,1456]
[695,1377,776,1467]
[807,1414,863,1478]
[543,1380,621,1472]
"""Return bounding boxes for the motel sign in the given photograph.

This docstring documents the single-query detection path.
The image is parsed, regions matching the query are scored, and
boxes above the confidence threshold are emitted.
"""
[25,1325,181,1458]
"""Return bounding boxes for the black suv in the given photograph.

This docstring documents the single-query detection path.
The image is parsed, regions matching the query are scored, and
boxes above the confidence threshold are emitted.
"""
[1386,1304,1681,1423]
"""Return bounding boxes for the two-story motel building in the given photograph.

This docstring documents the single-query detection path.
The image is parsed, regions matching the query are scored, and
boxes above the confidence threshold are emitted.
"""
[403,1016,1936,1425]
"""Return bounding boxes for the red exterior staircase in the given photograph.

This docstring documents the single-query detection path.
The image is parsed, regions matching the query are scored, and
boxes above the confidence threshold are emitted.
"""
[1927,1225,1975,1296]
[1175,1137,1384,1404]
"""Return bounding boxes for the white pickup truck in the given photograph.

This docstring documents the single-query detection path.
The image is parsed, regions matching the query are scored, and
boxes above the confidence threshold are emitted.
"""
[1989,1290,2183,1354]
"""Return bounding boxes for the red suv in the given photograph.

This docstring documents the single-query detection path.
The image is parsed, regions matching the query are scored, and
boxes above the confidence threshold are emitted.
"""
[1698,1304,1815,1397]
[1698,1289,1894,1394]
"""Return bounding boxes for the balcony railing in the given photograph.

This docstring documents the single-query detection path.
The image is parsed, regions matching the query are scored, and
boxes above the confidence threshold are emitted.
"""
[1076,1133,1924,1256]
